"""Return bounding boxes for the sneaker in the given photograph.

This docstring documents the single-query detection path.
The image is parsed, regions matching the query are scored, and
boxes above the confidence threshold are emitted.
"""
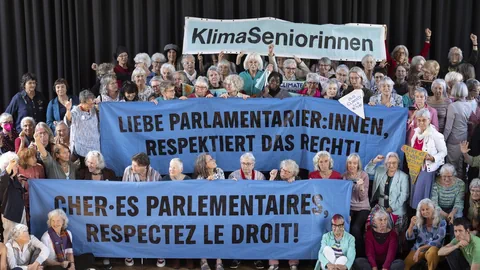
[290,265,298,270]
[125,258,134,267]
[157,259,166,267]
[230,260,241,269]
[201,260,211,270]
[254,261,264,270]
[216,263,224,270]
[268,265,279,270]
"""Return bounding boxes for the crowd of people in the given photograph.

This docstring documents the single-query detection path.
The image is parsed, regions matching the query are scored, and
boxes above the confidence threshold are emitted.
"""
[0,25,479,270]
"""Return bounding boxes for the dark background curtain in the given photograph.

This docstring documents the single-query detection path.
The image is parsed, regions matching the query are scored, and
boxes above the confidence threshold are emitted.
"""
[1,0,479,111]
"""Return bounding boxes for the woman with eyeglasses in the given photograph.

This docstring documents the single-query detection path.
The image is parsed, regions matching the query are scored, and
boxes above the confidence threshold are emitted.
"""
[431,164,465,224]
[298,73,322,97]
[228,153,265,180]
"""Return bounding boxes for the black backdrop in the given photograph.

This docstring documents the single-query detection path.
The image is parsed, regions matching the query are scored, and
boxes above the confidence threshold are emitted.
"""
[1,0,479,111]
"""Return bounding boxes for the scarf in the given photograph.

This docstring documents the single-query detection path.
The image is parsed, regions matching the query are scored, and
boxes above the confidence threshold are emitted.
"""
[47,227,72,262]
[184,70,197,83]
[240,170,255,180]
[415,124,433,140]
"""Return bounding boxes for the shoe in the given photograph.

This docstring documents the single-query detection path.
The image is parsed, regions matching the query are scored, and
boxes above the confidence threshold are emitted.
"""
[103,259,110,265]
[268,265,279,270]
[290,265,298,270]
[254,261,264,270]
[216,263,224,270]
[201,260,211,270]
[157,259,166,267]
[125,258,134,267]
[230,260,241,269]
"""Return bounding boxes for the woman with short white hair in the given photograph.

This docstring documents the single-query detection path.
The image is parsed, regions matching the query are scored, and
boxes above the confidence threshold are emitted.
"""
[410,55,426,77]
[342,67,373,104]
[221,75,249,99]
[444,71,464,98]
[228,153,266,180]
[368,77,403,107]
[361,54,376,91]
[467,178,480,234]
[77,150,117,180]
[133,53,152,76]
[237,52,273,97]
[444,82,472,178]
[6,224,49,270]
[309,151,342,179]
[188,76,214,98]
[269,159,300,182]
[14,117,35,152]
[298,73,322,97]
[0,112,17,154]
[427,79,451,133]
[407,87,439,143]
[131,67,154,101]
[431,164,465,223]
[148,52,167,85]
[163,158,191,181]
[160,63,176,81]
[441,34,478,76]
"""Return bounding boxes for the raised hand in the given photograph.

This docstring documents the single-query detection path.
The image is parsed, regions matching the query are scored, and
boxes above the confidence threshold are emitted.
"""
[425,28,432,38]
[372,155,384,164]
[460,141,470,154]
[269,169,278,181]
[65,99,73,111]
[268,44,274,56]
[471,33,478,44]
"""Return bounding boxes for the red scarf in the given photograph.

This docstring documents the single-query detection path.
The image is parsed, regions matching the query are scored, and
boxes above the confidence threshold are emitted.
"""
[240,170,255,180]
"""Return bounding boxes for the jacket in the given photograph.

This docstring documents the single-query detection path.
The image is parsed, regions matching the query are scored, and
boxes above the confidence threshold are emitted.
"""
[0,172,26,223]
[315,231,356,270]
[410,126,447,172]
[46,95,79,132]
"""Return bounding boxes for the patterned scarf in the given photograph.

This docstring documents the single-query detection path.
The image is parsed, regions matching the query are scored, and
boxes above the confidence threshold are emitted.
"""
[47,227,72,262]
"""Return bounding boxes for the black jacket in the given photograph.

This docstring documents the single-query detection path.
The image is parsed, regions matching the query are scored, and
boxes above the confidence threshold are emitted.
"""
[0,171,25,223]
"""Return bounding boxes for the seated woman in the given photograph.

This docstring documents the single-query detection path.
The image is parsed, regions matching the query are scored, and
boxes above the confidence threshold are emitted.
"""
[41,209,95,270]
[309,151,342,179]
[404,198,447,270]
[353,209,404,270]
[122,152,161,182]
[368,77,403,107]
[322,79,340,100]
[220,75,249,99]
[14,117,35,153]
[53,122,69,147]
[342,153,369,257]
[228,152,266,180]
[162,158,191,181]
[193,153,225,180]
[6,224,49,270]
[262,71,290,99]
[315,214,355,270]
[188,77,214,98]
[0,113,18,154]
[468,178,480,235]
[298,73,322,97]
[77,150,117,180]
[431,164,465,224]
[269,159,300,182]
[46,78,79,132]
[37,132,78,180]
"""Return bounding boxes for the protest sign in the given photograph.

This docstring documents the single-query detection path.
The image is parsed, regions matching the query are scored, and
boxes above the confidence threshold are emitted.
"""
[401,145,427,183]
[183,17,386,61]
[281,81,305,93]
[339,90,365,119]
[30,179,353,259]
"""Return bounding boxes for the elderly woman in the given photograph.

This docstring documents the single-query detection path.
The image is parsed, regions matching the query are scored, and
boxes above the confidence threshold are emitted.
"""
[444,82,472,178]
[122,152,161,182]
[46,78,79,132]
[409,108,447,209]
[441,34,478,76]
[393,65,409,96]
[131,67,154,101]
[14,117,35,152]
[342,153,369,257]
[160,63,176,82]
[65,90,100,164]
[308,151,342,179]
[155,81,188,102]
[77,150,117,181]
[315,214,355,270]
[444,71,464,98]
[311,57,334,78]
[181,54,198,84]
[30,122,55,154]
[54,122,69,147]
[269,159,301,182]
[467,79,480,136]
[5,73,47,132]
[207,66,223,89]
[164,43,182,71]
[217,59,233,81]
[193,153,225,180]
[353,209,404,270]
[368,77,403,107]
[427,79,451,133]
[322,79,339,100]
[6,224,49,270]
[37,133,78,180]
[96,74,122,102]
[0,152,27,242]
[458,63,476,81]
[280,58,309,81]
[361,54,376,91]
[262,72,290,99]
[133,53,152,77]
[162,158,191,181]
[90,62,115,96]
[370,66,386,95]
[404,199,446,270]
[467,178,480,235]
[41,209,95,270]
[336,65,350,94]
[221,74,249,99]
[298,73,322,97]
[365,152,409,236]
[113,46,133,88]
[407,87,439,142]
[342,67,373,104]
[409,55,426,78]
[121,81,139,102]
[173,71,194,97]
[188,77,214,98]
[420,60,441,95]
[0,113,18,154]
[238,52,272,97]
[147,52,167,85]
[431,164,465,225]
[228,153,266,180]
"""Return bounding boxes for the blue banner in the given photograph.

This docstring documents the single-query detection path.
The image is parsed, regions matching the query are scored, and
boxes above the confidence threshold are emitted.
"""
[30,179,353,259]
[100,98,407,176]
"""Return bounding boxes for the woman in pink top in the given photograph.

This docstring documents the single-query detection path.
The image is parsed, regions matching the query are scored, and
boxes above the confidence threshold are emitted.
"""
[407,87,439,144]
[308,151,341,179]
[298,73,322,97]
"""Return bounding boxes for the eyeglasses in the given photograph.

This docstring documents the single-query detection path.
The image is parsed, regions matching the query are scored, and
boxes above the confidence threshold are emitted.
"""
[471,189,480,194]
[332,223,344,228]
[241,162,254,166]
[281,168,292,174]
[285,67,296,70]
[152,85,160,89]
[307,81,318,84]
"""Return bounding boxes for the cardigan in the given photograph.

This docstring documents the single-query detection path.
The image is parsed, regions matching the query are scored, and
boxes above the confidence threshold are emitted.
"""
[315,231,356,270]
[46,95,79,132]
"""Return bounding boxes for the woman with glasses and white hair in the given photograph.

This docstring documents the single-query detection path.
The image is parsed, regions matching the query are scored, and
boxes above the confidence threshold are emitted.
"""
[408,108,447,210]
[6,224,49,270]
[308,151,341,180]
[41,209,95,269]
[427,79,451,133]
[172,71,194,98]
[77,150,117,181]
[162,158,191,181]
[353,209,405,270]
[440,33,478,77]
[131,67,154,101]
[269,159,300,182]
[406,87,439,143]
[467,178,480,235]
[237,51,273,97]
[298,73,322,97]
[342,67,373,104]
[220,75,249,99]
[431,164,465,225]
[361,54,376,91]
[147,52,167,85]
[404,198,446,270]
[368,77,403,107]
[188,77,214,98]
[228,153,266,180]
[444,82,472,178]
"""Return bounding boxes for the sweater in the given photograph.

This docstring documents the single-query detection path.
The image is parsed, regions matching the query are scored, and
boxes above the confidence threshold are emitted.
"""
[365,229,398,269]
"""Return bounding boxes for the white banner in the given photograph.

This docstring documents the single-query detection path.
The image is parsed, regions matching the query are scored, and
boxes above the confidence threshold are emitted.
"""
[183,17,386,61]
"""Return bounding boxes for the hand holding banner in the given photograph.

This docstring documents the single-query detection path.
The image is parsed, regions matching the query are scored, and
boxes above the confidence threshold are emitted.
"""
[401,145,427,184]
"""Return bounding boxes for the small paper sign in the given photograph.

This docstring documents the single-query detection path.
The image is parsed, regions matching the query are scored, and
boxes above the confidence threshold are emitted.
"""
[339,89,365,119]
[401,145,427,184]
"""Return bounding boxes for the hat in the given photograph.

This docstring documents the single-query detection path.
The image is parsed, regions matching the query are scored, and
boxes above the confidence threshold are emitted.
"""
[113,46,128,59]
[164,44,180,54]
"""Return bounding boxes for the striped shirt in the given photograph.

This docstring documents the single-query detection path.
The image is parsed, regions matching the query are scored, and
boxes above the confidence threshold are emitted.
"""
[122,166,162,182]
[332,239,344,258]
[431,178,465,212]
[65,105,100,157]
[427,97,452,133]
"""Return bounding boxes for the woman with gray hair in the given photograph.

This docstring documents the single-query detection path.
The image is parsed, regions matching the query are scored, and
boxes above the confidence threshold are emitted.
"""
[427,79,451,133]
[188,76,214,98]
[353,209,404,270]
[77,150,117,181]
[228,153,266,180]
[406,87,439,143]
[207,66,223,89]
[41,209,95,269]
[6,224,49,270]
[181,54,198,84]
[0,112,18,154]
[160,63,176,81]
[308,151,342,179]
[361,54,376,91]
[409,55,426,78]
[162,158,191,181]
[134,53,152,76]
[237,51,273,97]
[431,164,465,224]
[172,71,194,98]
[269,159,300,182]
[444,71,464,98]
[441,33,478,76]
[342,67,373,104]
[96,74,122,102]
[335,64,350,93]
[221,74,249,99]
[132,67,154,101]
[405,198,446,270]
[147,52,167,85]
[467,79,480,136]
[368,77,403,107]
[14,117,35,153]
[298,73,322,97]
[310,57,333,78]
[409,108,447,209]
[467,178,480,235]
[444,82,472,178]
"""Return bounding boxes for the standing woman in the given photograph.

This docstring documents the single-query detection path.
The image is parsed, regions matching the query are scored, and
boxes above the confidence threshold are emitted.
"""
[46,78,79,132]
[0,113,18,154]
[164,44,182,71]
[113,46,133,88]
[427,79,451,133]
[409,109,447,209]
[406,87,439,143]
[308,151,342,179]
[238,52,273,97]
[132,67,154,101]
